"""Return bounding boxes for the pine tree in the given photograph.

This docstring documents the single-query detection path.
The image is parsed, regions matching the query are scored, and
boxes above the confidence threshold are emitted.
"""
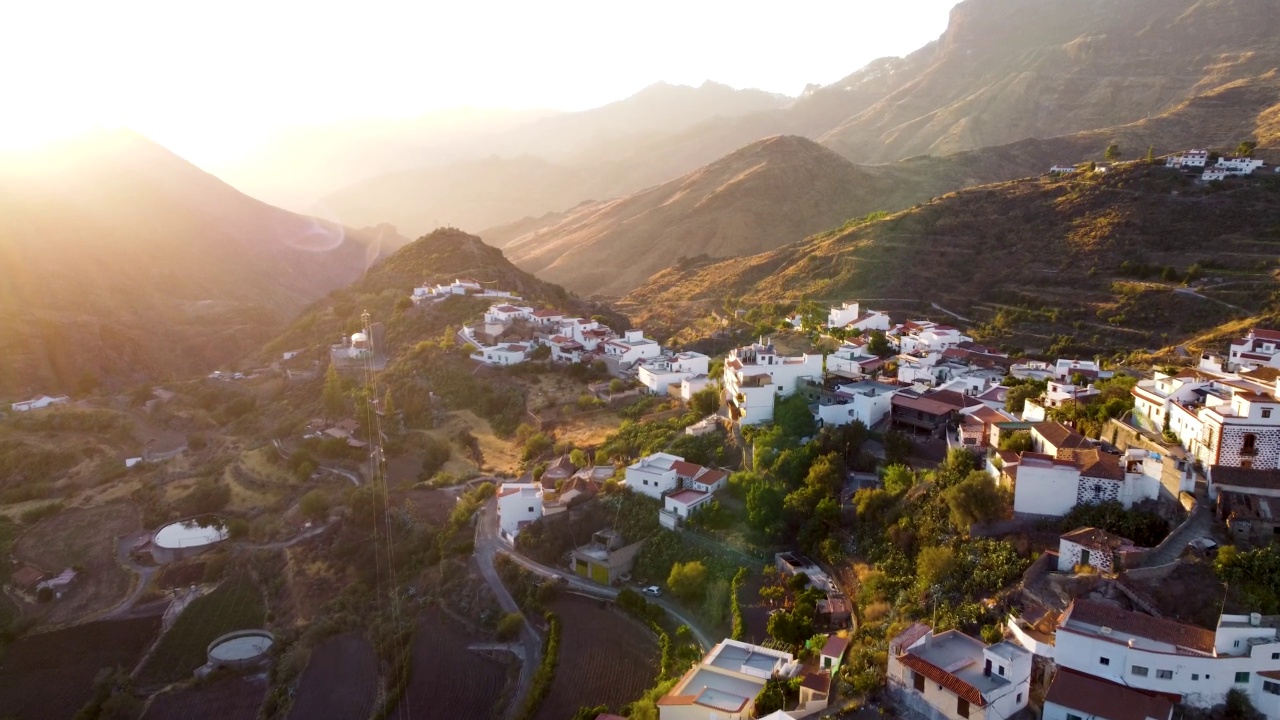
[1104,143,1121,162]
[322,364,345,417]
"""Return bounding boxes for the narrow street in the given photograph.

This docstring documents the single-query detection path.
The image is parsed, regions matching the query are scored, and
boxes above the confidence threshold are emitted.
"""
[474,501,543,720]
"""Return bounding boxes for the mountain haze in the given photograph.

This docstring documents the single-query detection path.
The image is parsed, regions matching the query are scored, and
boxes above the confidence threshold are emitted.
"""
[0,132,405,396]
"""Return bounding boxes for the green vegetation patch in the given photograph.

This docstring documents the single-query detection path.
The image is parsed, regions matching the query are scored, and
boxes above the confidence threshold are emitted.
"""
[138,574,266,685]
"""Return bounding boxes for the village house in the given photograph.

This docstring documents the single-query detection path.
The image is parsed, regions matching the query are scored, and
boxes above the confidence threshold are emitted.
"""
[676,374,714,402]
[10,394,70,412]
[637,351,711,395]
[541,475,600,517]
[1049,165,1078,174]
[1056,527,1137,573]
[1208,466,1280,544]
[803,377,900,430]
[827,301,890,333]
[1003,445,1161,517]
[887,622,1031,720]
[1166,379,1280,470]
[657,639,832,720]
[625,452,727,500]
[472,343,530,366]
[895,321,974,354]
[496,482,542,543]
[723,342,824,426]
[1165,149,1209,169]
[1051,599,1280,713]
[826,342,884,378]
[1202,167,1231,182]
[483,303,534,324]
[546,335,585,363]
[571,529,644,585]
[1042,669,1176,720]
[602,330,662,366]
[1224,329,1280,372]
[1215,156,1266,175]
[955,405,1017,451]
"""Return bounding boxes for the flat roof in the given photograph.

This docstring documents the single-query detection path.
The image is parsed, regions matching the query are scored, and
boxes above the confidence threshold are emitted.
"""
[707,642,790,674]
[907,631,1025,699]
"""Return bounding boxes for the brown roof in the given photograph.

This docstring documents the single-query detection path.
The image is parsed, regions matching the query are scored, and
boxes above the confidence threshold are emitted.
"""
[1059,448,1124,481]
[11,564,43,589]
[896,653,985,707]
[1065,599,1216,654]
[1252,328,1280,341]
[1241,367,1280,382]
[821,635,850,658]
[1044,669,1175,720]
[800,670,832,693]
[892,394,956,416]
[1060,527,1134,552]
[532,309,562,317]
[1034,421,1090,450]
[671,460,705,478]
[925,389,982,410]
[889,623,931,654]
[1212,465,1280,492]
[968,405,1008,425]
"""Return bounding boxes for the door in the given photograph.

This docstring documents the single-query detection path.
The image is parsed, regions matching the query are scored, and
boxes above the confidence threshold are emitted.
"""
[1079,549,1091,567]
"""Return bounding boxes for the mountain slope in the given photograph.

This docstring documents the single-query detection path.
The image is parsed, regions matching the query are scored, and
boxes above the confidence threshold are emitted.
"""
[498,136,898,297]
[0,132,405,396]
[621,163,1280,356]
[492,72,1280,297]
[818,0,1280,161]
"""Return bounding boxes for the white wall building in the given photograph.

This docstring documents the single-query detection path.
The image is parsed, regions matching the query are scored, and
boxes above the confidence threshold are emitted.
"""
[472,344,530,366]
[887,623,1031,720]
[637,352,711,395]
[1227,328,1280,372]
[1043,669,1175,720]
[1166,149,1209,169]
[1054,599,1280,713]
[483,304,534,324]
[723,342,823,426]
[1216,156,1265,174]
[624,453,727,500]
[658,639,830,720]
[10,395,70,412]
[828,301,891,332]
[1008,448,1160,517]
[603,330,662,366]
[496,483,543,543]
[812,379,899,429]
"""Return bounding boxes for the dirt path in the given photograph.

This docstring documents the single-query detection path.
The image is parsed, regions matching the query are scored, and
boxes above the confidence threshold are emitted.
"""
[104,534,159,620]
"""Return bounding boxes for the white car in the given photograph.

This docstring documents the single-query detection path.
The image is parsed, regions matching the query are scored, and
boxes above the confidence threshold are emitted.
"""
[642,585,662,597]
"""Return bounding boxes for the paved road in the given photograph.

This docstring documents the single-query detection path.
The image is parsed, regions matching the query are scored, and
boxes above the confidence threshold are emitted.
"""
[105,534,159,619]
[930,303,972,323]
[483,503,714,651]
[237,522,331,552]
[1173,287,1246,312]
[1144,502,1214,567]
[474,501,542,720]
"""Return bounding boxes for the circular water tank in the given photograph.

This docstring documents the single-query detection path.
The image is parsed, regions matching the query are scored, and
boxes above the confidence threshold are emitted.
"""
[207,630,275,670]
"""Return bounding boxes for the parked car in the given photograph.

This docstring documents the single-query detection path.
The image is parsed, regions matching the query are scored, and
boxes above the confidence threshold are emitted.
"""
[642,585,663,597]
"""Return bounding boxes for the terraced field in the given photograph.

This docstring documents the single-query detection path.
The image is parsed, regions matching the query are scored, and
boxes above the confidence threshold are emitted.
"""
[391,609,512,720]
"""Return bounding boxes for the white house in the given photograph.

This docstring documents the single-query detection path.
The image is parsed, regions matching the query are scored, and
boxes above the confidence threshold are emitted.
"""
[723,342,823,426]
[637,352,710,395]
[483,303,533,324]
[546,335,585,363]
[10,395,70,412]
[1043,669,1175,720]
[1053,599,1280,713]
[496,483,543,543]
[1165,381,1280,470]
[1227,328,1280,372]
[664,488,715,519]
[897,321,973,354]
[1042,379,1100,408]
[602,330,662,366]
[472,344,530,366]
[657,639,830,720]
[887,623,1031,720]
[1166,149,1209,169]
[1049,165,1078,174]
[1203,168,1231,182]
[1006,447,1160,517]
[677,374,714,402]
[827,343,884,377]
[1216,156,1265,175]
[1056,527,1136,573]
[529,309,566,327]
[625,452,726,500]
[812,379,899,429]
[1053,359,1110,382]
[827,301,890,332]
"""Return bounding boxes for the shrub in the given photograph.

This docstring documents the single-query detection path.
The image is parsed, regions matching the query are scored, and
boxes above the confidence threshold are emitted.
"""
[496,612,523,641]
[514,612,561,720]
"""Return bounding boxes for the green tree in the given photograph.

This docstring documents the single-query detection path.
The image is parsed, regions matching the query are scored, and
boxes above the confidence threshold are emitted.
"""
[608,378,626,394]
[1146,145,1155,164]
[942,471,1008,531]
[795,299,826,332]
[667,561,708,603]
[867,330,893,358]
[1004,382,1044,414]
[998,431,1033,453]
[884,429,912,465]
[773,394,817,439]
[690,386,720,418]
[569,448,588,469]
[322,364,345,417]
[299,489,329,522]
[382,389,395,419]
[1104,143,1121,162]
[1236,141,1257,158]
[917,546,958,591]
[882,464,915,495]
[496,612,523,641]
[746,481,786,539]
[419,436,452,479]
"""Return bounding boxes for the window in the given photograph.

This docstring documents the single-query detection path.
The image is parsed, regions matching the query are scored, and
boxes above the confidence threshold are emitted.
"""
[1100,657,1111,666]
[1017,693,1023,703]
[1132,666,1149,677]
[1266,681,1280,696]
[527,506,534,513]
[1237,672,1251,684]
[1235,640,1242,648]
[1272,652,1280,660]
[1157,670,1173,680]
[1067,715,1083,720]
[913,671,925,692]
[1192,674,1200,681]
[998,665,1005,677]
[957,698,970,719]
[1265,408,1273,419]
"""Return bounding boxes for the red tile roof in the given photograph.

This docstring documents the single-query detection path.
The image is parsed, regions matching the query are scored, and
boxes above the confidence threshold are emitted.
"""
[667,489,709,505]
[1060,527,1134,552]
[671,460,705,478]
[1211,465,1280,491]
[532,309,562,317]
[893,394,956,416]
[1065,599,1216,654]
[1033,421,1090,450]
[801,670,832,693]
[1252,328,1280,342]
[896,653,985,707]
[821,635,850,658]
[1044,669,1176,720]
[1058,448,1124,481]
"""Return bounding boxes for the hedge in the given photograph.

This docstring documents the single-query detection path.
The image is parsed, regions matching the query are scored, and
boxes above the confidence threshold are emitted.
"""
[515,611,561,720]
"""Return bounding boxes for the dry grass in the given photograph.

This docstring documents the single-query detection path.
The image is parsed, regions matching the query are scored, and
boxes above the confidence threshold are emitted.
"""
[446,410,522,475]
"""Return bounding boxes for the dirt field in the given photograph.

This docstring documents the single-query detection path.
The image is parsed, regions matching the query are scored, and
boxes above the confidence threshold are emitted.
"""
[287,632,380,720]
[391,608,512,720]
[739,571,773,644]
[11,501,140,625]
[0,615,161,720]
[142,674,267,720]
[448,411,521,475]
[533,595,660,720]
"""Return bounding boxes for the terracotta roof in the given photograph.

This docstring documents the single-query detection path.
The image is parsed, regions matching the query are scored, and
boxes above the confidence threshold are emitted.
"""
[1059,448,1124,481]
[968,405,1008,425]
[925,389,981,410]
[11,564,43,589]
[1045,669,1176,720]
[889,623,931,654]
[1033,421,1090,450]
[656,695,699,707]
[697,469,728,487]
[1235,391,1277,403]
[821,635,850,658]
[896,653,985,707]
[997,450,1021,465]
[1260,670,1280,680]
[1211,465,1280,491]
[532,309,562,317]
[672,460,705,478]
[1252,328,1280,342]
[1241,367,1280,382]
[1065,599,1216,654]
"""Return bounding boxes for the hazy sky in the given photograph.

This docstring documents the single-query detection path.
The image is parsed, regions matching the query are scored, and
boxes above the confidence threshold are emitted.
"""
[2,0,958,162]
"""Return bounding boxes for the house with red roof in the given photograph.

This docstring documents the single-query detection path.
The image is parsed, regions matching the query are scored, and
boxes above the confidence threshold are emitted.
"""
[1043,669,1175,720]
[887,622,1031,720]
